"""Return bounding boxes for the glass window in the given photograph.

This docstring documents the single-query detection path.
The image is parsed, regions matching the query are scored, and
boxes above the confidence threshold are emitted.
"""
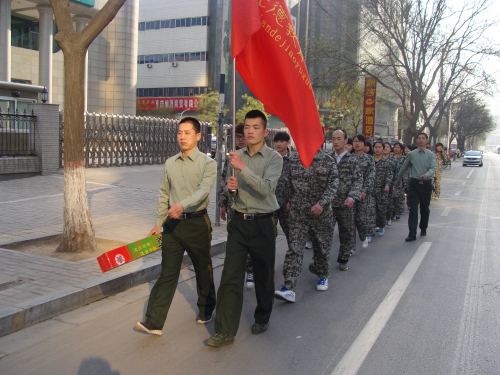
[155,21,160,29]
[139,22,145,31]
[137,89,142,97]
[190,53,196,61]
[153,88,159,97]
[183,87,190,96]
[176,19,181,27]
[146,22,151,30]
[154,54,159,63]
[189,88,194,96]
[169,19,175,28]
[192,18,197,26]
[195,52,201,61]
[202,16,207,25]
[201,52,206,61]
[180,18,185,27]
[185,53,190,62]
[137,56,140,64]
[175,53,184,62]
[159,88,164,97]
[186,18,191,27]
[169,53,174,63]
[161,20,167,28]
[168,88,175,97]
[163,54,169,63]
[197,17,202,26]
[194,87,200,95]
[200,87,206,94]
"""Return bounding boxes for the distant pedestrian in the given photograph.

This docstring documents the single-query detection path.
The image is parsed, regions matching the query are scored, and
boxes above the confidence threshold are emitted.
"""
[135,117,217,336]
[383,142,397,226]
[273,131,291,244]
[397,133,437,242]
[371,141,393,238]
[364,142,374,156]
[392,142,406,219]
[432,143,447,200]
[346,138,353,153]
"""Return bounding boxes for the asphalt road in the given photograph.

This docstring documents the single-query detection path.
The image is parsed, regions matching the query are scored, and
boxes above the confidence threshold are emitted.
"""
[1,154,500,375]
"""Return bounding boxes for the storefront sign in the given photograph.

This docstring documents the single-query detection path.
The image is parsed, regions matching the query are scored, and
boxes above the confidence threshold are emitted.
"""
[137,97,204,111]
[362,77,377,138]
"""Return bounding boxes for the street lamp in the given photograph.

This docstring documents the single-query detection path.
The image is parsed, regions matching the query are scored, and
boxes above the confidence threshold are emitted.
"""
[40,87,48,104]
[337,111,344,128]
[179,108,191,119]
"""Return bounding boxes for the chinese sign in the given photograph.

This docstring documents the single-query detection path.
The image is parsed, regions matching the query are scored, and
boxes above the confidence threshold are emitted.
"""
[362,77,377,138]
[137,97,204,112]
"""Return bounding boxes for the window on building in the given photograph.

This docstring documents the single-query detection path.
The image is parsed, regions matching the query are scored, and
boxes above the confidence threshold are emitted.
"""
[200,87,206,94]
[145,22,151,30]
[195,52,201,61]
[168,88,175,97]
[190,53,196,61]
[186,18,191,27]
[169,19,175,28]
[153,88,159,97]
[159,88,164,96]
[155,20,160,29]
[202,16,207,25]
[161,20,167,28]
[201,52,206,61]
[154,54,159,63]
[180,19,186,27]
[185,53,190,62]
[175,53,184,62]
[194,87,200,95]
[139,22,145,31]
[197,17,202,26]
[163,54,169,63]
[169,53,174,63]
[176,19,181,27]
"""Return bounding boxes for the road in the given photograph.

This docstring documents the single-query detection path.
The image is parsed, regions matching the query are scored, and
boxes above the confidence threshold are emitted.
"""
[1,154,500,375]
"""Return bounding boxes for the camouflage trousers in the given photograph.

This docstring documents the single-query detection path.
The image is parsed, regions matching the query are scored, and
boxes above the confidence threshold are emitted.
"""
[432,168,443,199]
[372,191,389,229]
[282,209,334,291]
[332,206,356,263]
[354,195,376,242]
[392,188,406,216]
[386,191,394,221]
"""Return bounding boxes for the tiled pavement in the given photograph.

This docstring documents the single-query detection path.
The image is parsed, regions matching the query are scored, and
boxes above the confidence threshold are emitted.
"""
[0,165,228,311]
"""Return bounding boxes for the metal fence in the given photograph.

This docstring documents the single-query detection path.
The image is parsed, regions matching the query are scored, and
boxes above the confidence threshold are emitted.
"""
[0,109,37,156]
[59,112,213,168]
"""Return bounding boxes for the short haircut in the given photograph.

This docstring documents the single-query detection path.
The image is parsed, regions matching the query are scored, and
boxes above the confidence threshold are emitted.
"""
[354,134,366,145]
[347,138,353,145]
[274,131,290,142]
[245,110,267,128]
[417,132,429,139]
[436,142,444,148]
[235,122,245,135]
[333,128,347,139]
[179,117,201,133]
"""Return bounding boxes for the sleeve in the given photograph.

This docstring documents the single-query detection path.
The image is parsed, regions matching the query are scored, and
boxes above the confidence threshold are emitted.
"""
[384,160,393,188]
[424,152,437,178]
[364,157,376,195]
[318,160,339,208]
[238,152,283,197]
[178,158,217,211]
[348,159,363,202]
[397,153,412,181]
[155,162,171,226]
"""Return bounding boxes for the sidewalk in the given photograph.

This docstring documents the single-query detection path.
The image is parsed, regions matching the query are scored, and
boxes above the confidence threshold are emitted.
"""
[0,165,228,337]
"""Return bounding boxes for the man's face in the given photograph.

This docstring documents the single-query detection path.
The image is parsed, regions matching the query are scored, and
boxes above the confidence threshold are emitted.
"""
[353,137,364,151]
[244,117,268,146]
[332,130,347,151]
[417,134,428,147]
[275,140,289,153]
[235,132,247,149]
[178,122,201,152]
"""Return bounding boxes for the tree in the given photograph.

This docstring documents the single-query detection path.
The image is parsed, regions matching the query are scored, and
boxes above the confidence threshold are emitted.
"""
[51,0,126,253]
[308,0,499,144]
[194,91,227,130]
[235,94,271,123]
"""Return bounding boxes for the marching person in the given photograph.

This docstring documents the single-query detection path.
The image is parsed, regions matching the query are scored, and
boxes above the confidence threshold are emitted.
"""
[392,142,406,219]
[352,134,376,246]
[371,141,393,238]
[432,143,447,200]
[397,133,437,242]
[274,149,339,302]
[383,142,397,226]
[330,129,363,271]
[208,110,283,347]
[135,117,217,336]
[273,131,292,245]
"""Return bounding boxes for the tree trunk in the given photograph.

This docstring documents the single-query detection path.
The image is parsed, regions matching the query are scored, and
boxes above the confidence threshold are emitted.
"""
[57,50,96,253]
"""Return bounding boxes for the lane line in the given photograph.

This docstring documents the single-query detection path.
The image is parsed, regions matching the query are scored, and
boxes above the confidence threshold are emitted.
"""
[441,207,451,217]
[455,191,461,196]
[331,242,433,375]
[466,169,474,179]
[0,186,117,204]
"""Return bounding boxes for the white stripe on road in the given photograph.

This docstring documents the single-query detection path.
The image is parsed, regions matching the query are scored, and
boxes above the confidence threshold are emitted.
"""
[455,191,461,196]
[466,169,474,179]
[331,242,433,375]
[0,186,117,204]
[441,207,451,217]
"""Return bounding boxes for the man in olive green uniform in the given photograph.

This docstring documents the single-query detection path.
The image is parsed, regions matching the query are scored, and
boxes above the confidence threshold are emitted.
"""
[135,117,217,336]
[208,110,283,347]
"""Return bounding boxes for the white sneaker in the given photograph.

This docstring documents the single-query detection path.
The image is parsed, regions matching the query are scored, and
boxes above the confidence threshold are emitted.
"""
[274,286,295,302]
[387,219,392,226]
[317,278,328,291]
[305,241,313,249]
[362,238,369,248]
[366,236,372,243]
[246,273,255,289]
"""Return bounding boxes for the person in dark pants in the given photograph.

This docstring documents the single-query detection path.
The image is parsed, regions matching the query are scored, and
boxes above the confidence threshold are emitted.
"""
[207,110,283,347]
[397,133,437,242]
[135,117,217,336]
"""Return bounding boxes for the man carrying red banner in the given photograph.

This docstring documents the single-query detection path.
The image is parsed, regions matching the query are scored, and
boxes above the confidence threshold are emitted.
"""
[135,117,217,336]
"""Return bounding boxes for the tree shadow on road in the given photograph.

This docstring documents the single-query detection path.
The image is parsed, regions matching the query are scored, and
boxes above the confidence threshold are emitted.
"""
[78,357,120,375]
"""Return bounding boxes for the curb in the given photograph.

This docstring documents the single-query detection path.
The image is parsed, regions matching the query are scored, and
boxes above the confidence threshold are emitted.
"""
[0,239,226,338]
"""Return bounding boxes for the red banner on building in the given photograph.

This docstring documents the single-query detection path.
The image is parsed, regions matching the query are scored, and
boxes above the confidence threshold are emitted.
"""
[362,77,377,138]
[137,97,205,112]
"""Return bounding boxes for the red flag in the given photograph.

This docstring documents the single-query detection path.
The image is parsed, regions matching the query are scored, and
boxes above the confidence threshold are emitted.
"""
[232,0,324,167]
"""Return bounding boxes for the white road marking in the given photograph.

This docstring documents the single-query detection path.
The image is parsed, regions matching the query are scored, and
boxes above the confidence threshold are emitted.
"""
[0,186,117,204]
[455,191,461,196]
[466,169,474,179]
[462,182,466,186]
[331,241,432,375]
[441,207,451,217]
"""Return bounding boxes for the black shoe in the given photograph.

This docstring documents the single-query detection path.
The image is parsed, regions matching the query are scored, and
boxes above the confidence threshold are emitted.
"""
[135,319,162,335]
[251,322,269,334]
[405,236,417,242]
[420,231,427,236]
[196,312,214,324]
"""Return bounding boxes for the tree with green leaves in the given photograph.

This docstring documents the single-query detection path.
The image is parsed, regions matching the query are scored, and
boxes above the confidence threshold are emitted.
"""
[235,94,271,123]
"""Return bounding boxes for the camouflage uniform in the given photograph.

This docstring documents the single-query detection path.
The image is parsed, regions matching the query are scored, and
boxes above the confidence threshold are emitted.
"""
[392,154,406,216]
[353,152,376,241]
[332,151,363,263]
[432,151,447,199]
[371,157,393,229]
[385,155,399,221]
[274,151,291,243]
[282,150,339,291]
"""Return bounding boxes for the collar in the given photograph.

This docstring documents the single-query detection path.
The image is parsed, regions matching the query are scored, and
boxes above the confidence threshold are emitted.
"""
[176,147,201,161]
[335,150,348,160]
[244,143,268,157]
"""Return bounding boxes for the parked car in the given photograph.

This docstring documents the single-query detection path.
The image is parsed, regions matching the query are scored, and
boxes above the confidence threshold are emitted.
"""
[449,148,461,158]
[462,151,483,167]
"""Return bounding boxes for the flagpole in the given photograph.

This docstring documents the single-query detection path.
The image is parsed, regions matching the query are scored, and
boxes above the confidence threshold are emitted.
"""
[232,58,236,154]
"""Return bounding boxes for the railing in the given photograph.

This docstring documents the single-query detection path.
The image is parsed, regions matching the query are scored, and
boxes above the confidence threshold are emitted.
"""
[0,109,37,156]
[59,112,213,168]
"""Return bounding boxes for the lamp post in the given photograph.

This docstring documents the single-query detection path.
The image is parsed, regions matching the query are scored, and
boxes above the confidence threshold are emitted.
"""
[40,87,48,104]
[337,111,344,129]
[179,108,191,119]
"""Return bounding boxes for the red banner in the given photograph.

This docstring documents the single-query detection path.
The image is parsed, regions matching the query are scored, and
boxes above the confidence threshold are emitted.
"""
[137,97,205,112]
[362,77,377,138]
[232,0,324,168]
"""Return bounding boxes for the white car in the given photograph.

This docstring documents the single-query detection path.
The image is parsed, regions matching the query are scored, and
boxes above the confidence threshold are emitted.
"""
[462,151,483,167]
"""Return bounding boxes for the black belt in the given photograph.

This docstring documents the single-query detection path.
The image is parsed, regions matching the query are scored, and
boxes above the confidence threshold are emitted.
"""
[410,178,431,185]
[234,210,273,220]
[174,209,207,220]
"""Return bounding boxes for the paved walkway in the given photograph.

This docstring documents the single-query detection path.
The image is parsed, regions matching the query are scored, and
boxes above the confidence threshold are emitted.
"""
[0,165,228,311]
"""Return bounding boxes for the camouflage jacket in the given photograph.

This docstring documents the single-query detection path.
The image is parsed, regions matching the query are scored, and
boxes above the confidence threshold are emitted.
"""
[386,155,399,187]
[353,152,375,196]
[286,150,339,212]
[331,151,363,207]
[275,151,291,208]
[373,157,393,194]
